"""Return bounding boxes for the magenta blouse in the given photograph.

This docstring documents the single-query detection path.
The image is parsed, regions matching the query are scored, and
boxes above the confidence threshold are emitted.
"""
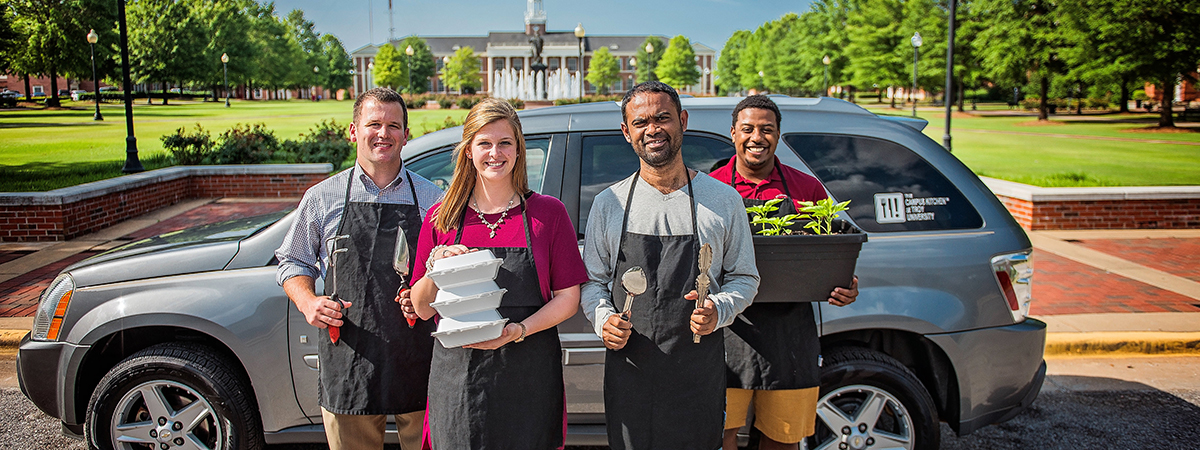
[412,192,588,301]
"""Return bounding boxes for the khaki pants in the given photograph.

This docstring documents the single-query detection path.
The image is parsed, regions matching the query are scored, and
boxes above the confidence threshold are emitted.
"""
[321,408,424,450]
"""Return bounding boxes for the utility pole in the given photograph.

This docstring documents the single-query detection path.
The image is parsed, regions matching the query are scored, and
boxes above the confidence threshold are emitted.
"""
[388,0,395,42]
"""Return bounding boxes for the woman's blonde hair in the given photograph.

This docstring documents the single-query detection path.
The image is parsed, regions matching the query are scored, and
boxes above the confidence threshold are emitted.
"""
[433,98,529,232]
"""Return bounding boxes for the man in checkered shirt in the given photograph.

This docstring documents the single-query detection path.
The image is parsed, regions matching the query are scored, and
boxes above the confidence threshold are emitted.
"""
[275,87,443,450]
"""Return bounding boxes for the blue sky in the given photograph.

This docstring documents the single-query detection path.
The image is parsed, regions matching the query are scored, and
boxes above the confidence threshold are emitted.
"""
[270,0,817,55]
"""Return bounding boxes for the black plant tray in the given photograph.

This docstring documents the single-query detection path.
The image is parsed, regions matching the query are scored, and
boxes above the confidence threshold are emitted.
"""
[751,222,866,303]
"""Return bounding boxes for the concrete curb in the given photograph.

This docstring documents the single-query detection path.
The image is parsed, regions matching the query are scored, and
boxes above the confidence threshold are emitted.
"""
[1,330,26,350]
[1045,332,1200,356]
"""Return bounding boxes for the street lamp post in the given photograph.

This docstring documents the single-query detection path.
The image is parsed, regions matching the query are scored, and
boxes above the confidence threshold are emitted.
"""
[910,32,923,118]
[822,54,831,98]
[116,0,142,173]
[221,53,230,107]
[86,29,103,121]
[645,42,654,83]
[943,0,958,151]
[313,65,319,101]
[368,61,374,90]
[405,45,414,94]
[442,55,451,94]
[575,23,585,103]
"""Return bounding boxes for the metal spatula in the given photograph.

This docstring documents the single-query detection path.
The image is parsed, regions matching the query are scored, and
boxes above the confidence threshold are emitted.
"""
[392,227,414,327]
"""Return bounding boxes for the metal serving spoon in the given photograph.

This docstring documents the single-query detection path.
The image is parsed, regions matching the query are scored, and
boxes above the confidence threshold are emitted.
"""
[620,266,647,320]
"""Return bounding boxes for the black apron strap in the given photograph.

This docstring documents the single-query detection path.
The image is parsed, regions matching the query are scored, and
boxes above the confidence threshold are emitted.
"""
[618,171,699,252]
[453,194,532,251]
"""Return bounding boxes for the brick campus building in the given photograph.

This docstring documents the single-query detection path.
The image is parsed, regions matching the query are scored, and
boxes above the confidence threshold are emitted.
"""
[348,0,717,98]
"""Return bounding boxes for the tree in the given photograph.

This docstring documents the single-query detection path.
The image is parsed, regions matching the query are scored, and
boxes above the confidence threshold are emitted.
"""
[444,46,481,94]
[736,26,766,92]
[845,0,908,108]
[285,9,323,96]
[194,0,254,102]
[586,46,620,95]
[398,36,435,94]
[715,30,750,95]
[127,0,208,105]
[372,42,408,91]
[320,34,353,94]
[247,2,304,99]
[655,35,700,91]
[634,36,665,83]
[7,0,116,107]
[1062,0,1200,126]
[976,0,1067,120]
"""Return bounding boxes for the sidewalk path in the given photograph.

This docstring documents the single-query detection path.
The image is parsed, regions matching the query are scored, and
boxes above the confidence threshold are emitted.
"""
[0,198,297,319]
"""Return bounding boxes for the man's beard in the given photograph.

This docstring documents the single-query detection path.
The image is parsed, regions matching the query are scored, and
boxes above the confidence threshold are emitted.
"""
[633,137,681,168]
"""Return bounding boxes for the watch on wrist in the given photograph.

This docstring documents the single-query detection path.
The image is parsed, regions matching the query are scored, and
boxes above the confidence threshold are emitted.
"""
[514,322,528,343]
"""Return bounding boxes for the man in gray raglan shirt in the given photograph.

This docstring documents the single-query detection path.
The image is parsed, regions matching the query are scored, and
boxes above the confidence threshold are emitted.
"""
[580,81,759,450]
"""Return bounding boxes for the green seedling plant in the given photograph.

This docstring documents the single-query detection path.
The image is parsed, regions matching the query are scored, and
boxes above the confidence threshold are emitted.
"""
[797,198,852,235]
[747,198,804,236]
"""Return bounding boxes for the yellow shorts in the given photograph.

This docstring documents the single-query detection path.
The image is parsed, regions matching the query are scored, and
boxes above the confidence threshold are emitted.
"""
[724,387,820,444]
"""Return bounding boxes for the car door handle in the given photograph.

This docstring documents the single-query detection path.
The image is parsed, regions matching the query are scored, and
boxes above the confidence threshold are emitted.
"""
[303,355,319,370]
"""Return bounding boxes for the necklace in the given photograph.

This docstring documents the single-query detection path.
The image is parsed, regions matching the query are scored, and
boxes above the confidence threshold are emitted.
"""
[472,195,517,238]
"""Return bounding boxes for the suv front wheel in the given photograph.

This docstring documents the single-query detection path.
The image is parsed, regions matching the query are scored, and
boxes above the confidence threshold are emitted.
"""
[85,343,264,450]
[807,347,940,450]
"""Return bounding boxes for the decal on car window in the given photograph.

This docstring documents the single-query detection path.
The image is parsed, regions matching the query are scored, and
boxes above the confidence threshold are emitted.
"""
[874,192,952,224]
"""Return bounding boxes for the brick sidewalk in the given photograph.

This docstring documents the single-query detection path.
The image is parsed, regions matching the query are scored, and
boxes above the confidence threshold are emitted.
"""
[1031,251,1200,316]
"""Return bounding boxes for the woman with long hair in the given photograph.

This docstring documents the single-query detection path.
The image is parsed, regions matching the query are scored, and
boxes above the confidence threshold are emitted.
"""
[402,98,586,449]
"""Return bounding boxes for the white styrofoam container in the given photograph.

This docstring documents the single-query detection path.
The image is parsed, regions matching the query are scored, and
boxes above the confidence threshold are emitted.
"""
[433,287,507,318]
[432,309,509,348]
[427,250,503,289]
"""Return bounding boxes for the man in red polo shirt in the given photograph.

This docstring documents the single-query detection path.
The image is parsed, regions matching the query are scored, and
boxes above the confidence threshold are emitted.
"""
[711,95,859,450]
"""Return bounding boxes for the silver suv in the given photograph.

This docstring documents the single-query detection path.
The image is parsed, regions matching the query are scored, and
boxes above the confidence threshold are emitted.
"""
[18,97,1044,450]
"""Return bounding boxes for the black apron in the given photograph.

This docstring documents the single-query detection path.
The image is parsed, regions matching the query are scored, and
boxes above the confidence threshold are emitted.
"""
[427,198,564,450]
[319,169,436,415]
[605,174,725,450]
[724,162,821,390]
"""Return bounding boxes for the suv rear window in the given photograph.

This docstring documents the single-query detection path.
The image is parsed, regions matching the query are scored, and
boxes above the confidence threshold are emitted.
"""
[578,133,734,233]
[783,134,982,232]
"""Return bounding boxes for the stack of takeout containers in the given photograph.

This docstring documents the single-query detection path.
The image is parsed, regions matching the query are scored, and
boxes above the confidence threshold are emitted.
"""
[426,250,508,348]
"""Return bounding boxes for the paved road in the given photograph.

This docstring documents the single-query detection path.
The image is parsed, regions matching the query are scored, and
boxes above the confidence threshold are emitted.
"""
[4,354,1197,450]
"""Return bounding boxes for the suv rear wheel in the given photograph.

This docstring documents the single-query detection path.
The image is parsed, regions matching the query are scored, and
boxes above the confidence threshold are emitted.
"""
[807,347,940,450]
[85,343,263,450]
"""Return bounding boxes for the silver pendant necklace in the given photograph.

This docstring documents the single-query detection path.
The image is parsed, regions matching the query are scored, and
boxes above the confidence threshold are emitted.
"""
[472,195,517,238]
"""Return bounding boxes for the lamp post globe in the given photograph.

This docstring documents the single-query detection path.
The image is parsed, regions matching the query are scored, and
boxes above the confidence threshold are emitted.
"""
[574,23,585,102]
[405,45,414,94]
[822,54,831,97]
[911,32,922,117]
[86,29,103,121]
[221,53,230,107]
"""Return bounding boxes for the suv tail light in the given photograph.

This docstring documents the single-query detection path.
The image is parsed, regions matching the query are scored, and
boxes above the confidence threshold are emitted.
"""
[32,273,75,341]
[992,251,1032,323]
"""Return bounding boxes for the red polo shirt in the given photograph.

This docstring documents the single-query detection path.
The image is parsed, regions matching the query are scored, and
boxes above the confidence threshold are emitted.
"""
[710,156,829,209]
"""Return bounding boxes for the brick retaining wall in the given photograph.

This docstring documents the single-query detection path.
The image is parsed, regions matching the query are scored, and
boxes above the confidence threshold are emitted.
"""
[0,165,331,242]
[983,178,1200,230]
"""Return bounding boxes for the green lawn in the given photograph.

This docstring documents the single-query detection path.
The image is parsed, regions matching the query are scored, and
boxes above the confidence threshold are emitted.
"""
[0,99,468,191]
[866,105,1200,187]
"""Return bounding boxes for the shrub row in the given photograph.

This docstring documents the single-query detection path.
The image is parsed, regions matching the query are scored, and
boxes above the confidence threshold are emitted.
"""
[161,120,353,168]
[401,94,487,110]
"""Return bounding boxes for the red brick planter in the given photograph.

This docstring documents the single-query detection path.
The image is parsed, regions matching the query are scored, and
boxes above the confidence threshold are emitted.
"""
[0,164,331,242]
[983,177,1200,230]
